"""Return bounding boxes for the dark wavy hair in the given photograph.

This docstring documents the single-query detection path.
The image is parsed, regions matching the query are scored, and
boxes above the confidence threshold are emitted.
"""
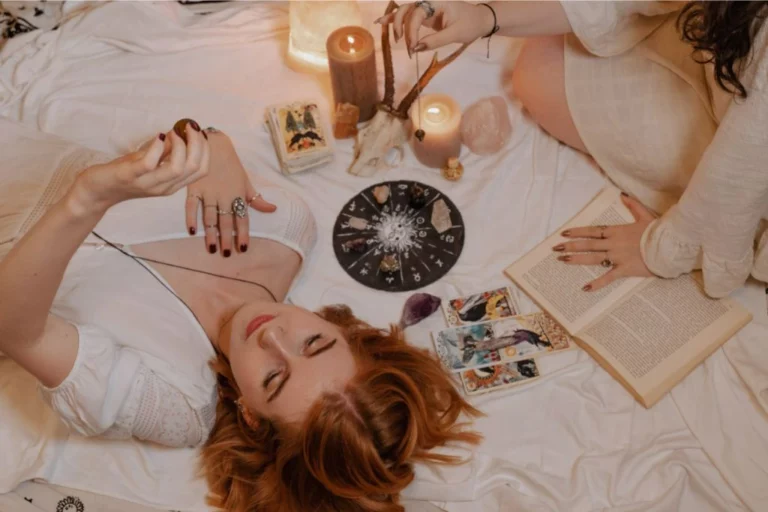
[678,1,768,98]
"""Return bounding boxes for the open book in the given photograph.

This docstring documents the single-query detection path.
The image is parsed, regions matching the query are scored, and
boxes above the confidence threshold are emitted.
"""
[504,186,752,408]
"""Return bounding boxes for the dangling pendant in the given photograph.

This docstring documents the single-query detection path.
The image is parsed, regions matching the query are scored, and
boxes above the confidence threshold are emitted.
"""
[414,33,426,144]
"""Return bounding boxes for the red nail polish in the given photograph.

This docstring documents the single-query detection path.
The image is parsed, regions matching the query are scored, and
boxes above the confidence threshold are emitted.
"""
[553,244,565,252]
[223,249,231,258]
[621,192,628,197]
[158,133,166,141]
[561,230,571,237]
[558,255,570,262]
[189,227,195,235]
[582,284,592,291]
[209,244,216,254]
[240,244,248,253]
[202,130,208,140]
[190,120,201,132]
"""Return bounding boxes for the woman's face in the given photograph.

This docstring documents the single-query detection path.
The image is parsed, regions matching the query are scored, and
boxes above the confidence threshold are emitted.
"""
[222,303,358,423]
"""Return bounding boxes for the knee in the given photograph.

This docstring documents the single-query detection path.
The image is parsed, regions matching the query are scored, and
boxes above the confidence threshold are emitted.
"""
[510,36,564,114]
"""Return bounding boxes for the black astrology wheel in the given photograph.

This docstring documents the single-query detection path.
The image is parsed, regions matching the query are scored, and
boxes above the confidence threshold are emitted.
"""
[333,180,465,292]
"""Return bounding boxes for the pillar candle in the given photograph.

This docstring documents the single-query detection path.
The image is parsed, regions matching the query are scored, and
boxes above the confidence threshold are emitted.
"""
[409,94,462,168]
[326,26,379,123]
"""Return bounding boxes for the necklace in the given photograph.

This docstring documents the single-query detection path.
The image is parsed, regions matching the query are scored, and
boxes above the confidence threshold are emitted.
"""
[90,231,278,332]
[414,28,426,143]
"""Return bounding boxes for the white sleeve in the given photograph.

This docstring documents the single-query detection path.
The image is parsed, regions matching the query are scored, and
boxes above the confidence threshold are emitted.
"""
[560,1,682,56]
[38,324,216,448]
[640,50,768,298]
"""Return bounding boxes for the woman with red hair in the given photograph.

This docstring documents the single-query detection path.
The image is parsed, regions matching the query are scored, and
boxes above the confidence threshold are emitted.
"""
[0,119,481,511]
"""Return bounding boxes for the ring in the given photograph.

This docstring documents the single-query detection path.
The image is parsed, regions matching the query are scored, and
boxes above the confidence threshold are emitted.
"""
[204,224,217,229]
[217,209,233,215]
[415,0,435,18]
[600,258,613,268]
[247,194,261,204]
[596,225,608,239]
[232,197,248,219]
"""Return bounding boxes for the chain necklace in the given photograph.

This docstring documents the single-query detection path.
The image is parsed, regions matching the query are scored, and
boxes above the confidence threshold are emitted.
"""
[90,231,278,332]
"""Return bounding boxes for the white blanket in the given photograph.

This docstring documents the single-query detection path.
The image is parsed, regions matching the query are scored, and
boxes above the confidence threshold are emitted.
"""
[1,2,767,511]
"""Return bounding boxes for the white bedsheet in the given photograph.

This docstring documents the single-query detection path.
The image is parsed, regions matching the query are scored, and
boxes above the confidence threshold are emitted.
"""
[1,2,767,511]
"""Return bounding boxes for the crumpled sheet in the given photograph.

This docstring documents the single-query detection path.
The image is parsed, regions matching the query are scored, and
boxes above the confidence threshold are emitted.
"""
[0,2,766,511]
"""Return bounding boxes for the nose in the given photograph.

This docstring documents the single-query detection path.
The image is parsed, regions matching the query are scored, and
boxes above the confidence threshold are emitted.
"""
[257,324,285,353]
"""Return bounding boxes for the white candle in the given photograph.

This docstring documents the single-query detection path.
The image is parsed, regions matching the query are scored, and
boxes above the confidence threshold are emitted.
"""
[409,94,462,169]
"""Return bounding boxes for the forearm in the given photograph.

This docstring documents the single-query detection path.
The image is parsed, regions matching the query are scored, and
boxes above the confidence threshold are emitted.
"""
[0,186,106,347]
[484,1,572,37]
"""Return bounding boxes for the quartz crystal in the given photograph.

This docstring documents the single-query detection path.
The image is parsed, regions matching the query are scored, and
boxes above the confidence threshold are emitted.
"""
[431,199,452,234]
[373,185,390,204]
[399,293,442,328]
[460,96,512,155]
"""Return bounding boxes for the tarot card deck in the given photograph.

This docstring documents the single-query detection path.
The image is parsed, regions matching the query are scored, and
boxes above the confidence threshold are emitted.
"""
[265,100,334,175]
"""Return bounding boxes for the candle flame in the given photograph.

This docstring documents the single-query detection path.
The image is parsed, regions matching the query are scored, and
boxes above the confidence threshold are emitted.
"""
[427,106,441,115]
[347,35,356,44]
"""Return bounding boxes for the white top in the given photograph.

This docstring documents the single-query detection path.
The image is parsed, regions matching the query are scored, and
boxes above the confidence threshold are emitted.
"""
[0,120,318,448]
[561,1,768,298]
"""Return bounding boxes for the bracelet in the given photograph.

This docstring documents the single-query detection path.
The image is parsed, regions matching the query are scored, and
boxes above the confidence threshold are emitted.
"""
[479,2,500,58]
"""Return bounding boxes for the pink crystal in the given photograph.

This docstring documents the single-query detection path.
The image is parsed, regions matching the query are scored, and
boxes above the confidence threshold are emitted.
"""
[460,96,512,155]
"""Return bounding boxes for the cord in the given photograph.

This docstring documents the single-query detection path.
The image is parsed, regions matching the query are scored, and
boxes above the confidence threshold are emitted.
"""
[479,3,500,59]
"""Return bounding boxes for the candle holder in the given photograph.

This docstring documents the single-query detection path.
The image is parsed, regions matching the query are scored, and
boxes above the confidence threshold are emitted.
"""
[327,26,378,123]
[288,1,362,71]
[409,93,463,169]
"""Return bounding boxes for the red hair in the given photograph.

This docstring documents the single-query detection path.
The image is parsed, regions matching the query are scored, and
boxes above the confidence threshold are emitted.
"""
[201,305,482,511]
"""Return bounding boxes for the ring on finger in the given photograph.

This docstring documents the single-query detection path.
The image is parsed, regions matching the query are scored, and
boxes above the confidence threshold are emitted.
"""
[232,196,248,219]
[600,257,614,268]
[596,225,608,239]
[247,194,261,204]
[415,0,435,18]
[204,224,217,229]
[217,209,233,215]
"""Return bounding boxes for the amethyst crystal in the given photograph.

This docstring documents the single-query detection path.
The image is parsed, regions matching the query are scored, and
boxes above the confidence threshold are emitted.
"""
[399,292,442,328]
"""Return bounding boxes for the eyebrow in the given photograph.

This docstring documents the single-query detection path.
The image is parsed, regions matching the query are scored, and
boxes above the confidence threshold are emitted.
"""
[267,338,338,403]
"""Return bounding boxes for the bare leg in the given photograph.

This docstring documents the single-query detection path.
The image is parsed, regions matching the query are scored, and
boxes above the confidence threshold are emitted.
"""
[511,35,589,154]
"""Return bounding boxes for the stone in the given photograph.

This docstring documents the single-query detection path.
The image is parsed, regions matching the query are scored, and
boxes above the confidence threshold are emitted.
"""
[460,96,512,155]
[399,293,442,328]
[431,198,452,234]
[343,237,367,253]
[333,103,359,139]
[348,217,368,230]
[373,185,390,204]
[441,157,464,181]
[409,183,426,209]
[173,118,200,143]
[379,254,399,274]
[414,129,425,142]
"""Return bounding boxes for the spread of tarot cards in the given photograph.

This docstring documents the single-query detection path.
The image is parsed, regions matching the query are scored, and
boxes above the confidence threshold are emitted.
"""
[332,181,464,292]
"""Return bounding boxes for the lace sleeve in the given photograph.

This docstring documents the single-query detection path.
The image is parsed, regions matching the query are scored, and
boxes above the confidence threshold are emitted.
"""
[112,365,217,448]
[39,323,216,448]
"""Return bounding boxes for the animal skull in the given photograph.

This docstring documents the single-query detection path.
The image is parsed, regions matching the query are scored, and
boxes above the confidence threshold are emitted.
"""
[348,108,409,177]
[346,1,469,177]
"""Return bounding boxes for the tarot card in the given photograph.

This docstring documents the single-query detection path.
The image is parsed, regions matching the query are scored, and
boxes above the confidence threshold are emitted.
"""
[460,359,540,396]
[273,101,329,160]
[442,286,517,327]
[514,312,575,353]
[433,314,572,373]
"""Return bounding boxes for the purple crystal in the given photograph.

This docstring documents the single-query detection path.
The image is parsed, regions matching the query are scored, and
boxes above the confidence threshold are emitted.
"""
[399,293,442,328]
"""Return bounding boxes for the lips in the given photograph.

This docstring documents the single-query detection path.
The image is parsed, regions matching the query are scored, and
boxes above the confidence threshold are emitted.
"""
[245,315,275,338]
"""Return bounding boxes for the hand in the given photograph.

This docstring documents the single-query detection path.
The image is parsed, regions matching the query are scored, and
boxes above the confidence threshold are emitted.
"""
[376,1,495,55]
[73,126,209,215]
[185,130,276,257]
[553,194,656,291]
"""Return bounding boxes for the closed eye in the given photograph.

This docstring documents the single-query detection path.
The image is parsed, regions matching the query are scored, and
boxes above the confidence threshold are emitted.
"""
[266,337,338,403]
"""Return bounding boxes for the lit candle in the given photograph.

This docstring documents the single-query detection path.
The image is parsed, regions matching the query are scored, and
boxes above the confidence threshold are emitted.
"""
[326,26,379,123]
[409,94,462,168]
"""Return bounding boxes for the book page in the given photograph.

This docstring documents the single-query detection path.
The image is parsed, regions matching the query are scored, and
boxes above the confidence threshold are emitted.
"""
[578,273,752,407]
[505,186,645,334]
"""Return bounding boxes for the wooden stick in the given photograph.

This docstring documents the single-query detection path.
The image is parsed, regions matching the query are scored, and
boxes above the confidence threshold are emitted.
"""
[396,43,470,115]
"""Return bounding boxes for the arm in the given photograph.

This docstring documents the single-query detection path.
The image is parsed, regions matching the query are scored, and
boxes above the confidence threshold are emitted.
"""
[0,127,207,388]
[641,81,768,298]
